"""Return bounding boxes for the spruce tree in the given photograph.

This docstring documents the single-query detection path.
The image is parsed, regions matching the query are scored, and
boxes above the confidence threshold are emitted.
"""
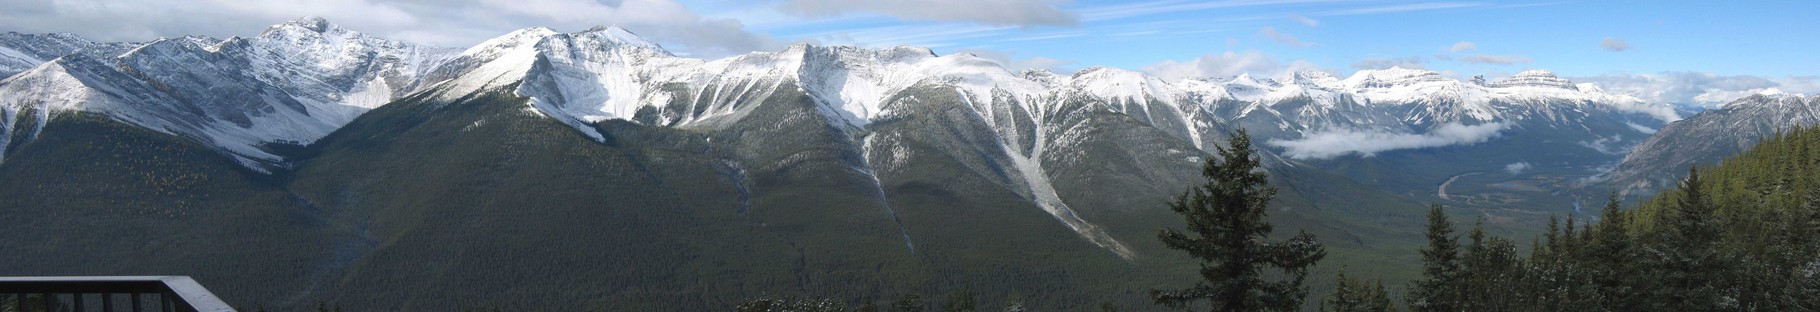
[1152,129,1326,312]
[1460,219,1519,311]
[942,293,977,312]
[1324,268,1395,312]
[1406,204,1460,312]
[896,294,927,312]
[1587,193,1636,311]
[1644,166,1727,310]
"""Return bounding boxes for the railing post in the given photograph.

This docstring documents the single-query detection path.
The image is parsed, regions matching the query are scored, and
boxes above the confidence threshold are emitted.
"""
[104,293,115,312]
[133,293,144,312]
[40,293,51,312]
[162,293,175,312]
[73,293,85,312]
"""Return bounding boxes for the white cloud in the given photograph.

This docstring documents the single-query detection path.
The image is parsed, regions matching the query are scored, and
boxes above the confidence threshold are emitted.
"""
[1353,56,1426,70]
[778,0,1077,26]
[1504,162,1531,175]
[1450,41,1477,52]
[1287,13,1320,27]
[1258,27,1311,47]
[0,0,785,58]
[1456,54,1534,65]
[953,48,1077,73]
[1140,50,1298,80]
[1267,122,1511,160]
[1601,37,1629,52]
[1572,72,1820,109]
[1625,122,1657,134]
[1578,135,1629,155]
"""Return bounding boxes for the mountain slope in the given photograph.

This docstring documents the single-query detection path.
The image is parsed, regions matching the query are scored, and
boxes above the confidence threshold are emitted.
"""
[280,82,1188,309]
[0,17,457,169]
[0,111,333,307]
[0,18,1690,310]
[1606,92,1820,195]
[0,32,138,79]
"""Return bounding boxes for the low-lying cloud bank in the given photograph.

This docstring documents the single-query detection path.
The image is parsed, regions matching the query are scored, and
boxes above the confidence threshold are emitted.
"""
[1573,72,1820,109]
[1268,122,1510,160]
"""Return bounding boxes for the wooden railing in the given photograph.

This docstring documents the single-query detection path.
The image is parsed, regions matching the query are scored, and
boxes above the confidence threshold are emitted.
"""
[0,276,233,312]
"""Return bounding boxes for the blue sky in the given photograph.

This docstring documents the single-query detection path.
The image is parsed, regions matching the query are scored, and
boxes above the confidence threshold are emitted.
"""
[686,0,1818,79]
[3,0,1814,107]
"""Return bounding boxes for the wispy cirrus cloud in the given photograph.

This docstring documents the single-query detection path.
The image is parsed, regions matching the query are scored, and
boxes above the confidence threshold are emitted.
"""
[1079,0,1487,22]
[1287,13,1320,27]
[1310,1,1484,16]
[1601,37,1629,52]
[1259,27,1312,47]
[1456,54,1534,65]
[1450,41,1477,52]
[777,0,1078,26]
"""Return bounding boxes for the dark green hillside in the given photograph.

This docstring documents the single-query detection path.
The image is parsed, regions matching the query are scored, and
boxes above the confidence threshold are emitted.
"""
[1036,97,1433,305]
[285,86,916,310]
[1391,125,1820,311]
[0,112,330,307]
[0,83,1440,311]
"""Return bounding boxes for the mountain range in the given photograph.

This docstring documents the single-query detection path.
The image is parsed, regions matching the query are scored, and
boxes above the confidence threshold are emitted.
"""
[1605,92,1820,195]
[0,17,1804,310]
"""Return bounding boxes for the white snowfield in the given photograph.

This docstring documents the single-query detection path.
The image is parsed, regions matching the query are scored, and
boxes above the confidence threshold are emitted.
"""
[0,17,1688,256]
[0,17,458,169]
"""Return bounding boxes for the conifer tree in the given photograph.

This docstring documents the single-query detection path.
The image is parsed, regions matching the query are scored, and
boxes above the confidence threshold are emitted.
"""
[1460,219,1519,311]
[1406,204,1459,312]
[1324,268,1395,312]
[1152,129,1326,312]
[1643,166,1728,310]
[1587,193,1636,311]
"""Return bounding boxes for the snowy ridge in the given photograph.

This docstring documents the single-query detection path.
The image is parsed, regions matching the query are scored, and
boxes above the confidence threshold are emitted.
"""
[426,28,1140,254]
[0,17,460,170]
[1607,93,1820,194]
[0,20,1690,256]
[0,32,140,79]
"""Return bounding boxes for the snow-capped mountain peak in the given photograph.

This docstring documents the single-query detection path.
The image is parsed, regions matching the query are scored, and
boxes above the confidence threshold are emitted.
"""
[1490,69,1579,90]
[1,17,461,169]
[267,16,337,34]
[0,32,140,78]
[571,26,669,54]
[1343,66,1448,89]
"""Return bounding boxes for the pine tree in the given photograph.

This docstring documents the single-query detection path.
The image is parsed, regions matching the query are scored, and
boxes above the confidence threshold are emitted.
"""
[1587,192,1637,311]
[1152,129,1326,312]
[942,293,977,312]
[896,294,927,312]
[1460,219,1519,311]
[1324,268,1395,312]
[1643,166,1728,310]
[1406,204,1460,312]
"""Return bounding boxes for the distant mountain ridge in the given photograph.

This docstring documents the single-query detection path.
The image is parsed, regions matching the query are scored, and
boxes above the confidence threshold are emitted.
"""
[3,17,1675,168]
[2,17,1684,236]
[0,16,1732,310]
[0,16,458,168]
[1605,92,1820,195]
